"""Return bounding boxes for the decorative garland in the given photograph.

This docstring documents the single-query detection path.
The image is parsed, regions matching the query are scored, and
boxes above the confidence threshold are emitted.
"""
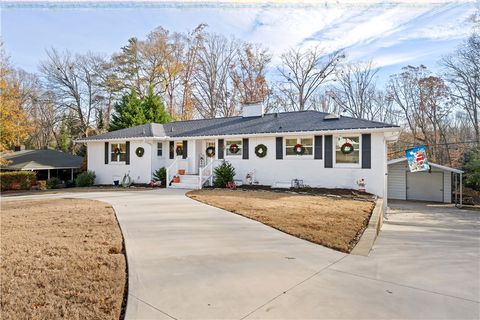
[206,146,215,158]
[341,142,354,155]
[293,143,305,155]
[176,145,183,156]
[254,144,268,158]
[229,143,240,154]
[135,147,145,157]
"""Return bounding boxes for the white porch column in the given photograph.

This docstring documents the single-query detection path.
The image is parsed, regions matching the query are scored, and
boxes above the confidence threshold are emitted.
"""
[187,139,197,174]
[460,173,463,207]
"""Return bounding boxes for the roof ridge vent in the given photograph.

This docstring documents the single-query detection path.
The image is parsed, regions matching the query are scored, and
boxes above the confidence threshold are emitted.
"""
[324,113,341,120]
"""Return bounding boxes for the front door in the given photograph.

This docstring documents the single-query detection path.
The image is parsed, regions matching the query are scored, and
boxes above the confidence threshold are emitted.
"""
[203,140,216,164]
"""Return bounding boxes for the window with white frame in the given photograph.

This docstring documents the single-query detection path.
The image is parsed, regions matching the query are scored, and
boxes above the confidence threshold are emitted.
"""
[335,136,360,164]
[285,137,313,156]
[111,143,126,162]
[226,140,242,156]
[157,142,163,157]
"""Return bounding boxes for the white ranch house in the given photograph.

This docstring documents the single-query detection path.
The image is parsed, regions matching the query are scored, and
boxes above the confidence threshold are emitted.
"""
[77,104,401,197]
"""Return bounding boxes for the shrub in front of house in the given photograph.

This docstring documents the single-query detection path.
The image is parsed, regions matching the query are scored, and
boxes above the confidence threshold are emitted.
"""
[75,170,96,187]
[152,167,167,186]
[213,161,236,188]
[0,171,37,191]
[46,177,61,189]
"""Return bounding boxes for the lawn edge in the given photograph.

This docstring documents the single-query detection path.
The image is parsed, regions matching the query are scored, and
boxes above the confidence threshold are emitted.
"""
[186,190,376,253]
[351,198,384,256]
[109,203,129,320]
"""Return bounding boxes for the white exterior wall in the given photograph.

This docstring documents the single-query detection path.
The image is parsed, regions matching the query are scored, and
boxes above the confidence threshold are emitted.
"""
[88,140,155,185]
[87,132,389,197]
[387,160,452,203]
[219,132,387,197]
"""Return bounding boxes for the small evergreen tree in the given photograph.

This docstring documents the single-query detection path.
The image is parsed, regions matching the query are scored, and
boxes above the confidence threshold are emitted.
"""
[463,147,480,191]
[58,114,74,152]
[213,161,236,188]
[109,87,171,131]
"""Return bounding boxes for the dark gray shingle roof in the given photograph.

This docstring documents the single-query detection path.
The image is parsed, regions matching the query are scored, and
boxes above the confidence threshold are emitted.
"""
[1,149,83,170]
[78,111,399,141]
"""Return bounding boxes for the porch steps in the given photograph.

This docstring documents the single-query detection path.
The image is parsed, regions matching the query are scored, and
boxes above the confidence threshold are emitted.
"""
[169,174,200,190]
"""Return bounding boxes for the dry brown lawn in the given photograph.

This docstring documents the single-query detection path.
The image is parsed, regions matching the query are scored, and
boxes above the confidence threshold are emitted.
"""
[0,199,126,320]
[187,189,375,253]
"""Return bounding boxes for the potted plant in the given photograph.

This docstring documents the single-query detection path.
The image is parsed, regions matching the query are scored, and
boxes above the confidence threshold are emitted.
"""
[173,175,180,183]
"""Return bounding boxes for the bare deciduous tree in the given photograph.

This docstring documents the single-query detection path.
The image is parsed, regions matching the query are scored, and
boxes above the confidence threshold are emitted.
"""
[441,33,480,144]
[277,46,344,111]
[40,49,106,136]
[332,61,379,120]
[192,33,239,118]
[231,43,271,104]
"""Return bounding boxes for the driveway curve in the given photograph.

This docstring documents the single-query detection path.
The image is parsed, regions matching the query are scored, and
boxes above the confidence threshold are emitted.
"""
[2,190,479,319]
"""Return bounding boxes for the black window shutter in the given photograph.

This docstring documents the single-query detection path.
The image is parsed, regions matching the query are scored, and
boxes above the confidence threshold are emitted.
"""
[242,138,249,159]
[104,142,109,164]
[276,137,283,160]
[314,135,323,160]
[169,141,174,159]
[182,140,188,159]
[218,139,224,159]
[362,134,371,169]
[324,135,333,168]
[125,141,130,165]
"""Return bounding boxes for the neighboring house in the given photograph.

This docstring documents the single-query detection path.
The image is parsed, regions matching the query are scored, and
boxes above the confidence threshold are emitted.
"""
[77,104,401,197]
[388,157,464,203]
[1,149,83,181]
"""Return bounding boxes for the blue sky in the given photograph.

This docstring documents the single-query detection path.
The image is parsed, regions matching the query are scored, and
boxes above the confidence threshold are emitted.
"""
[1,1,477,83]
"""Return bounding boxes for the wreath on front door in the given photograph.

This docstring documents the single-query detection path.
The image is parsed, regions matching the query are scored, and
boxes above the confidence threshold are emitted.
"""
[293,143,305,155]
[229,143,240,154]
[340,142,354,155]
[254,144,268,158]
[135,147,145,157]
[176,145,183,156]
[206,146,215,158]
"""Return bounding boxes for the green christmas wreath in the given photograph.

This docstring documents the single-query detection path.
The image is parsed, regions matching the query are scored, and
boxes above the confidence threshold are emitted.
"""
[293,143,305,155]
[135,147,145,157]
[229,143,240,154]
[176,145,183,156]
[340,142,354,155]
[206,146,215,158]
[254,144,268,158]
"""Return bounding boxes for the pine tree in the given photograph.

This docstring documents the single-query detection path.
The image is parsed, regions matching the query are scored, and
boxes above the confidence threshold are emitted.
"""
[109,88,171,131]
[58,115,71,152]
[109,91,146,131]
[142,86,172,124]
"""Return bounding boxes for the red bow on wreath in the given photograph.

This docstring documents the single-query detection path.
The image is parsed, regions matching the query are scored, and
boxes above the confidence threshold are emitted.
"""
[341,141,354,155]
[293,143,305,155]
[229,143,239,154]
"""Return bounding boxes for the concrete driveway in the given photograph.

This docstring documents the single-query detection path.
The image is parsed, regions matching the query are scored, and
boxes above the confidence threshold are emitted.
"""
[2,191,479,319]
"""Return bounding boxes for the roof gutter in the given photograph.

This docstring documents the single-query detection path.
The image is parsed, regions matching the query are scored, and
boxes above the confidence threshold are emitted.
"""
[75,126,401,143]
